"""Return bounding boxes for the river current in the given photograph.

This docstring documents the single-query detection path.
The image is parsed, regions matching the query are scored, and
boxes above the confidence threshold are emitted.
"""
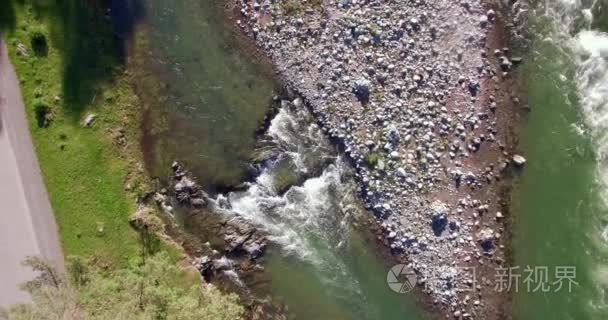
[513,0,608,319]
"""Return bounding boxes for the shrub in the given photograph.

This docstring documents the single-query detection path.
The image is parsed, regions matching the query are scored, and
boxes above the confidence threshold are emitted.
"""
[283,0,323,15]
[2,253,245,320]
[364,151,381,167]
[33,99,52,127]
[30,29,48,56]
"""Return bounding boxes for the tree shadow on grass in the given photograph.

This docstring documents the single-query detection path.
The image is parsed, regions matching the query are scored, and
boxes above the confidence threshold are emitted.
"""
[30,0,144,119]
[0,0,18,32]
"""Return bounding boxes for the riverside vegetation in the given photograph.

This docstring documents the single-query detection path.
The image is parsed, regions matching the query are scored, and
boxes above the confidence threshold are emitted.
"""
[0,1,243,318]
[1,254,242,320]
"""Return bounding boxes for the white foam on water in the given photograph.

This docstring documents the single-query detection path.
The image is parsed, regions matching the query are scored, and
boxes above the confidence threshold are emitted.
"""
[573,30,608,157]
[211,106,365,298]
[225,160,353,264]
[265,106,330,174]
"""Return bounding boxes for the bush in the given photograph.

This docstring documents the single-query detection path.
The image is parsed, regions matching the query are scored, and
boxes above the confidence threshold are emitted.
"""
[3,253,245,320]
[30,29,48,56]
[364,151,381,167]
[33,99,52,128]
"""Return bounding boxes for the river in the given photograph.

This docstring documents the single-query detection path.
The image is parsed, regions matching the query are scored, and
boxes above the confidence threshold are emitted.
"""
[135,0,278,192]
[135,0,428,319]
[131,0,608,318]
[513,0,608,319]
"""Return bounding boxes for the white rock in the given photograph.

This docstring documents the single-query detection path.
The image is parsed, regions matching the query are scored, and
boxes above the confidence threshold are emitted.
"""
[512,154,526,166]
[396,167,407,177]
[83,114,96,127]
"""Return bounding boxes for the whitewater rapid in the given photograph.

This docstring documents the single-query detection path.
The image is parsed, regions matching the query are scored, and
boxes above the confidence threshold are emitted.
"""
[212,103,368,297]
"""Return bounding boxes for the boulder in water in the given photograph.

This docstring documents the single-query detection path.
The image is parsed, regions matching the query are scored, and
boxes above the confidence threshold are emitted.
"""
[512,154,526,166]
[170,162,209,208]
[194,255,237,281]
[222,217,268,259]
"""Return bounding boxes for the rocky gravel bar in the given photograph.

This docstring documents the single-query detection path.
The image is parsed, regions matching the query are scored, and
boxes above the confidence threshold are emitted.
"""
[230,0,527,318]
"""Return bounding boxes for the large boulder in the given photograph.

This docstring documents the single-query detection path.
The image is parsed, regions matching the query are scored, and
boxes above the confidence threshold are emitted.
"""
[477,228,495,251]
[171,162,209,207]
[512,154,526,167]
[353,78,371,102]
[386,125,401,145]
[429,200,448,235]
[222,217,268,259]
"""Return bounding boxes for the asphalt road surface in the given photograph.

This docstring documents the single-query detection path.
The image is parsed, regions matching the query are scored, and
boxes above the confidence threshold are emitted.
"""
[0,35,63,307]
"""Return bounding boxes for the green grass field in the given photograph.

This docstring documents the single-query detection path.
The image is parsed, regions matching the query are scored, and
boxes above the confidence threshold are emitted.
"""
[5,6,145,266]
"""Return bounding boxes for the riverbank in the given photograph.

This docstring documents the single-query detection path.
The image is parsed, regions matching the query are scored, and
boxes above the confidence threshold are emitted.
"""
[2,0,225,287]
[231,0,524,318]
[1,3,253,317]
[4,4,144,265]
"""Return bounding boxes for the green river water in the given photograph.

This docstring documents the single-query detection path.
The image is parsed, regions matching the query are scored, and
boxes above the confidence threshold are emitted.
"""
[137,0,278,191]
[513,0,608,319]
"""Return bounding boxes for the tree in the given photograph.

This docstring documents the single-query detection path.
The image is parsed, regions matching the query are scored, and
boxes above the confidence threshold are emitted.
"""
[2,253,244,320]
[0,256,77,320]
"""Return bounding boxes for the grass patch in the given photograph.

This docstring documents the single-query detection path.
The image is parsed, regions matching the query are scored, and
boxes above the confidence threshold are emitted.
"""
[5,6,145,267]
[364,151,383,168]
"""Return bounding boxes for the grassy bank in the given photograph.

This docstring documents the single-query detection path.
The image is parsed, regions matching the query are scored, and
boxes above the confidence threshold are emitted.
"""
[0,4,248,318]
[4,4,150,267]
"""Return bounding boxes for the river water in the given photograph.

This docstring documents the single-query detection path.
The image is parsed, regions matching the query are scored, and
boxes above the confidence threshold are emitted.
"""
[135,0,278,191]
[513,0,608,319]
[135,0,427,319]
[214,105,427,319]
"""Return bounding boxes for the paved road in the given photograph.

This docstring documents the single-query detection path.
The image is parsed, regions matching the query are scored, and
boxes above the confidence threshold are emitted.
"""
[0,36,64,306]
